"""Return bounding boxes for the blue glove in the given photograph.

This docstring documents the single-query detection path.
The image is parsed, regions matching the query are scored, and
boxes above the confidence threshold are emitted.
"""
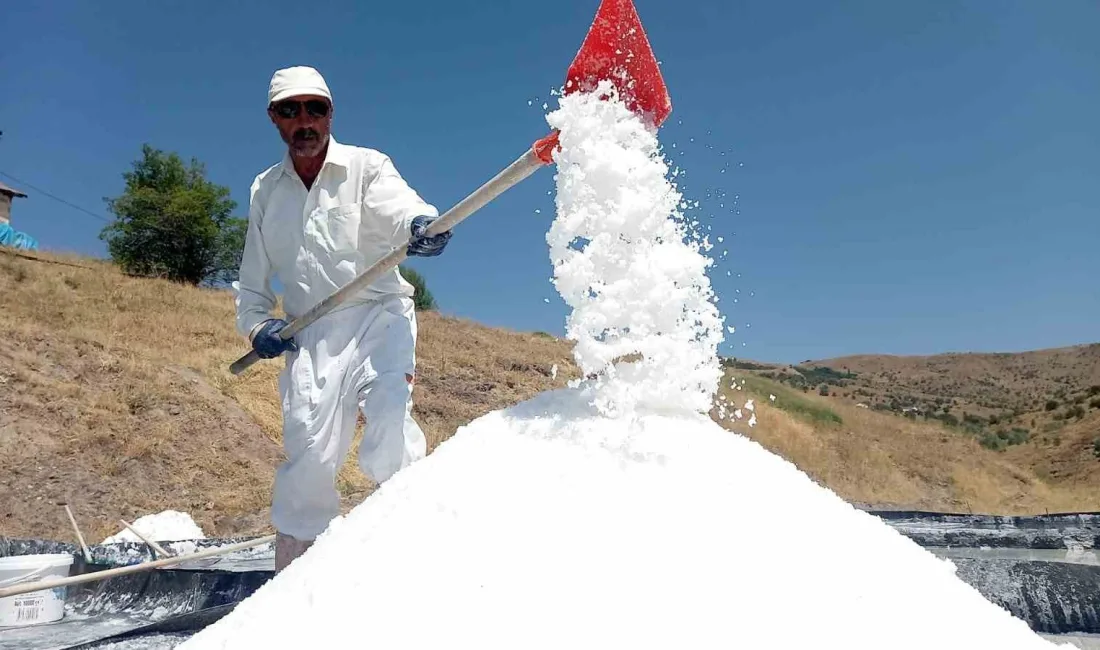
[252,319,298,359]
[407,215,452,257]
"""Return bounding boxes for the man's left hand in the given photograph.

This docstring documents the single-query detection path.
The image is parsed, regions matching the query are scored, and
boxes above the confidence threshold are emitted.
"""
[407,215,452,257]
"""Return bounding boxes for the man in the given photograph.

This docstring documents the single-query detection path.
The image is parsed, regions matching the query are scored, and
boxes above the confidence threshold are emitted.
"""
[234,66,452,572]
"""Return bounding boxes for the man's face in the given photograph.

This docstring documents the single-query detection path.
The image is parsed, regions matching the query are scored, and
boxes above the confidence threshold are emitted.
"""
[268,95,333,159]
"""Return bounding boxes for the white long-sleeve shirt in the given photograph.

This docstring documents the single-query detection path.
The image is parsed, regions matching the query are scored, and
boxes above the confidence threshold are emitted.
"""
[234,136,438,339]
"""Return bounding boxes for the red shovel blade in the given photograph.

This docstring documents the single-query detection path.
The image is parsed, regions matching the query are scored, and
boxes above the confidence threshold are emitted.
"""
[534,0,672,163]
[566,0,672,127]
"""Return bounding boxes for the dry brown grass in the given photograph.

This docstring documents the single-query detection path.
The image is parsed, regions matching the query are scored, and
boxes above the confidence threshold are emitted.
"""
[0,250,579,541]
[4,247,1099,544]
[718,372,1100,514]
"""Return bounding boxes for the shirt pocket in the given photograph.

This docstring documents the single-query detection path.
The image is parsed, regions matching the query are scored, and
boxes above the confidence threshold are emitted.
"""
[316,203,362,253]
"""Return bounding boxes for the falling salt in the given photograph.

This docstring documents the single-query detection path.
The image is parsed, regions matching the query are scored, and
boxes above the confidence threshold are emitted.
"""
[543,80,724,416]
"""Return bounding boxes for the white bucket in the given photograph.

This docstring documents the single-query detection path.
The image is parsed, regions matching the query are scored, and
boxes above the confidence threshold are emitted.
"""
[0,553,75,627]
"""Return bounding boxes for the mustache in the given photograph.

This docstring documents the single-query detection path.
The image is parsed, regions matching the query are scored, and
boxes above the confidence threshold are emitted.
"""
[292,128,320,142]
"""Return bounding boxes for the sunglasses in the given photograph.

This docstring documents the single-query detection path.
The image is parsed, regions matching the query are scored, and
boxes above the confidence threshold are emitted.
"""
[271,99,330,119]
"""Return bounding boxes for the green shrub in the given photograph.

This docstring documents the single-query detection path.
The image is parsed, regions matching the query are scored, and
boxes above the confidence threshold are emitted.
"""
[979,433,1006,451]
[1004,428,1030,445]
[398,265,436,311]
[980,428,1029,451]
[101,144,244,286]
[1046,400,1059,411]
[794,365,856,387]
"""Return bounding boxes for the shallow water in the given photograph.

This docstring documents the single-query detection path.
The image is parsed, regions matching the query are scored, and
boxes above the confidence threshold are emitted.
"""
[931,547,1100,566]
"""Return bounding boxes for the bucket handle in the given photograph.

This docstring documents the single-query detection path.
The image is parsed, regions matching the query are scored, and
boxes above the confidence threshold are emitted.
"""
[0,564,68,590]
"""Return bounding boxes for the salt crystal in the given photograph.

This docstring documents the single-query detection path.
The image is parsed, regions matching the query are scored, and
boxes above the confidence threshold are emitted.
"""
[102,510,206,544]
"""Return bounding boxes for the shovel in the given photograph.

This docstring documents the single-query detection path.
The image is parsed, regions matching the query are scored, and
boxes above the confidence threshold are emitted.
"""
[229,0,673,375]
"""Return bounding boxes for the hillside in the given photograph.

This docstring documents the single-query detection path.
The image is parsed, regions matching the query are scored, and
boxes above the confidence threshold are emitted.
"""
[3,249,1100,545]
[723,345,1100,506]
[0,250,580,541]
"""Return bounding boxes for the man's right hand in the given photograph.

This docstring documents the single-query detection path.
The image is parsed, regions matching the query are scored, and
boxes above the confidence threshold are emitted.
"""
[252,319,299,359]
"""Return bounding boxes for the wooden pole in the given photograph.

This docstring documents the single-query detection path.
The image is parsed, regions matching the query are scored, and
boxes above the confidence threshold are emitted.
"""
[0,534,276,600]
[119,519,173,558]
[63,504,92,563]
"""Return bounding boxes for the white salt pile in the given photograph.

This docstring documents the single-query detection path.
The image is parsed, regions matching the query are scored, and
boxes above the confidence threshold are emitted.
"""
[179,85,1065,649]
[102,510,207,544]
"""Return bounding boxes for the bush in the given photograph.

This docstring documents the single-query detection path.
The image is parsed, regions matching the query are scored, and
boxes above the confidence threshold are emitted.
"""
[101,144,243,286]
[979,433,1006,451]
[398,265,436,311]
[1091,399,1100,410]
[794,365,856,387]
[980,428,1030,452]
[1046,400,1060,411]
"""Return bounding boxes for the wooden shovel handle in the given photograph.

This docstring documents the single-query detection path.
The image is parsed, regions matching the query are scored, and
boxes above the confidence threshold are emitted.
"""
[229,140,551,376]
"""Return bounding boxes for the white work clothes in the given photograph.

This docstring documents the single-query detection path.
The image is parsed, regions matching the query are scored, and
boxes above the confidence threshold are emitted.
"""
[271,296,426,541]
[235,136,438,340]
[234,136,435,541]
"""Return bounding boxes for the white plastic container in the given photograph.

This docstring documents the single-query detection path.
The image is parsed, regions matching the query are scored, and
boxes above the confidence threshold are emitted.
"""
[0,553,75,627]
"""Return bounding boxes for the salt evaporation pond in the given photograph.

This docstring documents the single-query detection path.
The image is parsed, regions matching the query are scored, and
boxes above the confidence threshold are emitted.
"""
[179,84,1067,649]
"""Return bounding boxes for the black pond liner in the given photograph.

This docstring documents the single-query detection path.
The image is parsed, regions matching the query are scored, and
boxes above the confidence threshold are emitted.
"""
[868,510,1100,550]
[0,537,273,650]
[7,513,1100,645]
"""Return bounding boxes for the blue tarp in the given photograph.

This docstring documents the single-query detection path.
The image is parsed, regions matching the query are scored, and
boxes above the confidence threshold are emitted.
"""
[0,222,39,251]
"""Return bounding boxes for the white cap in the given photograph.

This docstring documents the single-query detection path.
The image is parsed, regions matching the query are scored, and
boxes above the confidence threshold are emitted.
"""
[268,66,332,105]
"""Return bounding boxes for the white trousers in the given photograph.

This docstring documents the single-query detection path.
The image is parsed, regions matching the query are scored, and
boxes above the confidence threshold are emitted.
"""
[271,295,427,540]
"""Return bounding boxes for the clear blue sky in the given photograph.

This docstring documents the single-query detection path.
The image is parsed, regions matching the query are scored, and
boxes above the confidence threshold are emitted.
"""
[2,0,1097,364]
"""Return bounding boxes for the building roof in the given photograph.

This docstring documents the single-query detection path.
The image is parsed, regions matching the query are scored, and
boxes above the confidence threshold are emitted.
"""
[0,180,28,198]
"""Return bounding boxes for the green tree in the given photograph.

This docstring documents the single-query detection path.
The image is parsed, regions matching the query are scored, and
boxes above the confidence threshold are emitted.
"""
[100,144,244,286]
[399,264,436,311]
